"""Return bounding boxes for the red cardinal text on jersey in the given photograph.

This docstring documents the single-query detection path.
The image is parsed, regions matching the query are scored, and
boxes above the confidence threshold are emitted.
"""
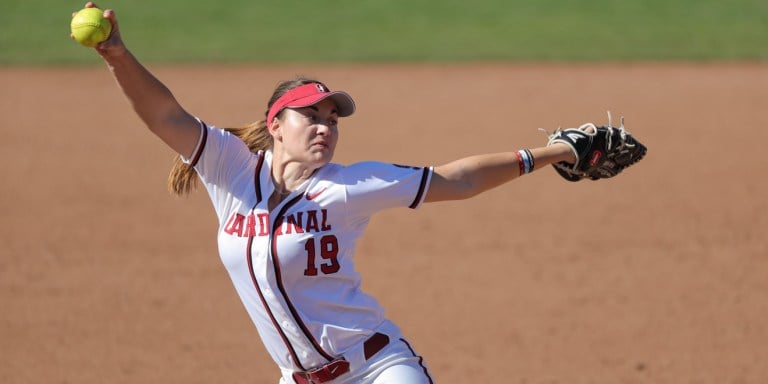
[224,209,332,238]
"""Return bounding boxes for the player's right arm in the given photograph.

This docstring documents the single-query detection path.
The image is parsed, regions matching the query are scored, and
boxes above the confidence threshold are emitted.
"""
[89,3,200,158]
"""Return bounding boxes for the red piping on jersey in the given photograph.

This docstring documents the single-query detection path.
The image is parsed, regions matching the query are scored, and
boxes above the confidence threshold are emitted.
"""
[254,151,265,204]
[245,153,306,369]
[188,120,209,168]
[246,222,307,371]
[270,194,337,362]
[408,167,430,209]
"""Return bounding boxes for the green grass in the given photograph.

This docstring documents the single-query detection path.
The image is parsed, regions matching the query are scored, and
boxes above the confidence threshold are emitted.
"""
[1,0,766,66]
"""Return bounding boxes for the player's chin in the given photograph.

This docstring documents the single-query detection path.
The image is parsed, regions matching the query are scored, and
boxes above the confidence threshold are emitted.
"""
[308,147,335,165]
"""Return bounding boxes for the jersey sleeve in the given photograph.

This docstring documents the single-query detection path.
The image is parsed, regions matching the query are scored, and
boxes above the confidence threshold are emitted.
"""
[180,119,257,220]
[342,161,433,218]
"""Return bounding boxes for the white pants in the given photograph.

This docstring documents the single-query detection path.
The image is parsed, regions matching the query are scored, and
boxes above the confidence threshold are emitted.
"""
[279,338,433,384]
[362,359,433,384]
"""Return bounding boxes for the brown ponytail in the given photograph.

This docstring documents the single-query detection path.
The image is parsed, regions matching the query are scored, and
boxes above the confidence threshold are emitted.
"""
[167,76,322,196]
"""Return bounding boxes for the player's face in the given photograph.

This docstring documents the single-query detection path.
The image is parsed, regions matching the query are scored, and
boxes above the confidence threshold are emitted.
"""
[278,98,339,167]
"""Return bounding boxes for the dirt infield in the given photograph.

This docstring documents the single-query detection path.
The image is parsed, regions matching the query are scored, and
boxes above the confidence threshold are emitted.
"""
[2,62,767,384]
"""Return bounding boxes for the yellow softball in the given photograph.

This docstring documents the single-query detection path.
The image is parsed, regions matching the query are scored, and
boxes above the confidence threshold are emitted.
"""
[70,8,112,47]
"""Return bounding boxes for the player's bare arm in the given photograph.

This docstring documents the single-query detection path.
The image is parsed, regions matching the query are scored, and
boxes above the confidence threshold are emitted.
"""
[425,143,575,203]
[87,2,200,158]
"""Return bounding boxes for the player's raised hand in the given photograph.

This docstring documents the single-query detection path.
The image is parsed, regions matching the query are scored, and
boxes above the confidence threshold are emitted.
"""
[71,2,127,59]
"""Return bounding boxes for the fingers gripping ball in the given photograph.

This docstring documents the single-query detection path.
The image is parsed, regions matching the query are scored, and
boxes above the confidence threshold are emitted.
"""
[71,8,112,47]
[545,112,647,182]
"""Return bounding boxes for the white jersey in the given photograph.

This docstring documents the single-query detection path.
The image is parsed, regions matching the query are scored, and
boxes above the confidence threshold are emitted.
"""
[184,121,433,374]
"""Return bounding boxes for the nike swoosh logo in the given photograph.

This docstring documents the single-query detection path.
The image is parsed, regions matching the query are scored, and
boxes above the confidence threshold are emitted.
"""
[305,188,326,201]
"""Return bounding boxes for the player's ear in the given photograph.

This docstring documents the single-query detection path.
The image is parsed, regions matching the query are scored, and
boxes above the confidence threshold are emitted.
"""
[268,118,282,141]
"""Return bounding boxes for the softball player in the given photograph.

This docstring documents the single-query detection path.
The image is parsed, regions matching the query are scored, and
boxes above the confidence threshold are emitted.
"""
[82,3,577,383]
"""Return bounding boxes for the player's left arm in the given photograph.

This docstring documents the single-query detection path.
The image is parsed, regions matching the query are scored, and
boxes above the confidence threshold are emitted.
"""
[424,143,575,203]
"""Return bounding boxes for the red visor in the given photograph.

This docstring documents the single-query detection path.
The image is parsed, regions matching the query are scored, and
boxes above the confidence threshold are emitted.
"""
[266,83,355,127]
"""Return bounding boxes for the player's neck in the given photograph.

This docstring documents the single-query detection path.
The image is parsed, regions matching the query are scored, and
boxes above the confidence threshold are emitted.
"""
[270,153,320,194]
